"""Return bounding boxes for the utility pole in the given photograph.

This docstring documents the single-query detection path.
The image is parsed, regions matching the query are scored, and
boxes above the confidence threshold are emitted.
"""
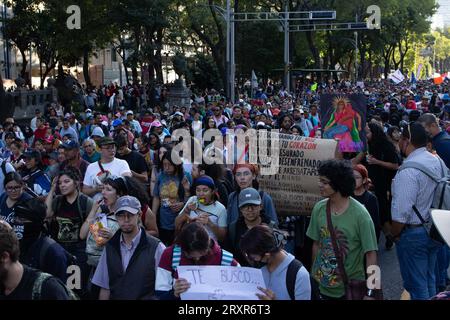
[354,14,358,82]
[226,0,231,103]
[283,1,290,92]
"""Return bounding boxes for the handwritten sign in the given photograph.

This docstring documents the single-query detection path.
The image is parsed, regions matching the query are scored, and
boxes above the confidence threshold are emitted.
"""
[177,266,265,300]
[258,133,338,216]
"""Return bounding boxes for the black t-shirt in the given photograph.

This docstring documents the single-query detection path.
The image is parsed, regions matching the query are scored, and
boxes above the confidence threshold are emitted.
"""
[53,196,86,244]
[352,191,381,239]
[0,265,70,300]
[117,150,148,174]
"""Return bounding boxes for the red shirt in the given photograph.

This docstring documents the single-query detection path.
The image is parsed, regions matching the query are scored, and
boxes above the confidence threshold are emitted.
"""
[406,100,417,110]
[33,126,48,144]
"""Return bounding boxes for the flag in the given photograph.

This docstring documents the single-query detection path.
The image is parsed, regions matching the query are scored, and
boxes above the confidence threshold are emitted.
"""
[417,64,423,79]
[388,69,405,84]
[434,73,443,85]
[251,70,258,89]
[410,72,416,84]
[311,82,318,91]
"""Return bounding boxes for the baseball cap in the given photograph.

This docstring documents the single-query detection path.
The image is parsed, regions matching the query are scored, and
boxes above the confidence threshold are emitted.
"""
[91,126,105,138]
[62,140,80,149]
[112,119,123,127]
[126,110,134,116]
[174,111,184,117]
[114,195,141,215]
[151,120,163,128]
[85,109,92,113]
[238,187,262,208]
[98,136,116,147]
[193,176,215,189]
[35,108,41,114]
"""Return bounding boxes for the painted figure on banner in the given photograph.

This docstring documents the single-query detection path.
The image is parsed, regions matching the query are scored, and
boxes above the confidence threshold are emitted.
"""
[322,95,365,153]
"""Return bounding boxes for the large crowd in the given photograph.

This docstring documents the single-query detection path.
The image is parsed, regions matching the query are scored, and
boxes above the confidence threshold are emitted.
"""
[0,77,449,301]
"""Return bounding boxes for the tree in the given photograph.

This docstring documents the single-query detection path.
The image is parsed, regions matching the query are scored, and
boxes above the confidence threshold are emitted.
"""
[1,0,39,86]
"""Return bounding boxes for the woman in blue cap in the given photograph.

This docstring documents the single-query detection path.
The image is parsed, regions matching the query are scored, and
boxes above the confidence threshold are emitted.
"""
[175,175,227,244]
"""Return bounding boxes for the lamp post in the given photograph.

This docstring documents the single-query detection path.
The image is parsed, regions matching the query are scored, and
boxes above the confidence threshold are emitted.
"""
[164,51,169,84]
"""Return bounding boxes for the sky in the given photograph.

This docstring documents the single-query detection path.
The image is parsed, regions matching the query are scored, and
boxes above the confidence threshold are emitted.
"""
[431,0,450,29]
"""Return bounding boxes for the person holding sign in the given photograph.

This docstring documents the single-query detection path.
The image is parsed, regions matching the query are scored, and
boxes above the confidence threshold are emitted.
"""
[155,222,239,300]
[240,224,312,300]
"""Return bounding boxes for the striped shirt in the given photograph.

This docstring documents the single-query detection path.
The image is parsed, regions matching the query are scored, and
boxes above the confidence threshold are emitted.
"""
[391,147,443,225]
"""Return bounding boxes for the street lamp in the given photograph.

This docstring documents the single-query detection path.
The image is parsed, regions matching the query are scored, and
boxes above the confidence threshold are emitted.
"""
[164,51,169,84]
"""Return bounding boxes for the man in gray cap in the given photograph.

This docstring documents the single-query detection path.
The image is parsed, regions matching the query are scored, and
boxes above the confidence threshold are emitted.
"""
[92,196,165,300]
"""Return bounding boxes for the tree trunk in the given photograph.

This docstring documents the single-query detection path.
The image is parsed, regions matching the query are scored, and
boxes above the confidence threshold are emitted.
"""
[132,67,139,84]
[155,29,164,84]
[19,48,28,82]
[83,47,92,88]
[305,31,320,69]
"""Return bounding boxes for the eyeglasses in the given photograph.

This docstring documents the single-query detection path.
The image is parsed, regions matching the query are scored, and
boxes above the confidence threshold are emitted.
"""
[241,205,260,212]
[115,212,137,220]
[101,145,116,150]
[6,185,22,192]
[318,179,331,185]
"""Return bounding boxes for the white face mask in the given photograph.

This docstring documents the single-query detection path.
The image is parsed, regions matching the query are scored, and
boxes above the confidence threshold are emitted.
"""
[133,143,139,150]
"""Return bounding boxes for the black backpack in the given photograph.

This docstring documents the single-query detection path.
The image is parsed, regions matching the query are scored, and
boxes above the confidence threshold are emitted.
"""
[286,259,320,300]
[39,236,77,269]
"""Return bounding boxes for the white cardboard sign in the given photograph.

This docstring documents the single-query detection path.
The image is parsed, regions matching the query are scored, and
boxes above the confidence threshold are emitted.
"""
[177,266,265,300]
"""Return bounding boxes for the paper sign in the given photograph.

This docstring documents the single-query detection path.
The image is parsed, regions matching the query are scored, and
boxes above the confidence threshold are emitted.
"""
[431,209,450,247]
[177,266,265,300]
[258,133,338,216]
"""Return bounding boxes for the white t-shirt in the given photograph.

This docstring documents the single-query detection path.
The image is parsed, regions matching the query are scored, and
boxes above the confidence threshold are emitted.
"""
[83,158,131,200]
[179,196,227,241]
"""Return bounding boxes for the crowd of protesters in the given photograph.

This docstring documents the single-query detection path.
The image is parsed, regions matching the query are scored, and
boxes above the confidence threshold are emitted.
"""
[0,76,449,301]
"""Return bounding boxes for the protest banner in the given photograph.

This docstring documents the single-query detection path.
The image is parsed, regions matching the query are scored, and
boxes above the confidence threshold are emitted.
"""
[177,266,265,300]
[258,133,338,216]
[320,94,367,153]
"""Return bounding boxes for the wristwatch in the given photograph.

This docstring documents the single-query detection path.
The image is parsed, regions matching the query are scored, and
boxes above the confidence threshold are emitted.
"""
[366,289,376,298]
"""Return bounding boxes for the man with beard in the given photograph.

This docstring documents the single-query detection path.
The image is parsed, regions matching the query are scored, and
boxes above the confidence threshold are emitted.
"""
[0,222,71,300]
[59,140,90,179]
[91,196,165,300]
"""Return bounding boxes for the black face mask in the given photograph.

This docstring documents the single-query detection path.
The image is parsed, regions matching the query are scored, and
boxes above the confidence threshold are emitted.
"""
[249,260,268,269]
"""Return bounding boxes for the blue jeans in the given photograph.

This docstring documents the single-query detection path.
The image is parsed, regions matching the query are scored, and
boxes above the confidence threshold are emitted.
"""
[436,245,450,289]
[396,227,442,300]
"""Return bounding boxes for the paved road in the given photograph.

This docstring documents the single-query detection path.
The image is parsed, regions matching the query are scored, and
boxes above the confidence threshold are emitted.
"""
[378,235,450,300]
[378,234,403,300]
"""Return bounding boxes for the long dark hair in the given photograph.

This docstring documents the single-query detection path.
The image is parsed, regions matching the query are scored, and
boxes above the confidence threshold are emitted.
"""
[368,122,397,160]
[104,176,150,207]
[159,150,186,200]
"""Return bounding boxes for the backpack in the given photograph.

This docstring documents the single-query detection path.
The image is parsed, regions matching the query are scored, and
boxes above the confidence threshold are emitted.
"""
[286,259,320,300]
[171,245,233,271]
[398,158,450,243]
[32,272,79,300]
[39,236,77,270]
[0,160,7,177]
